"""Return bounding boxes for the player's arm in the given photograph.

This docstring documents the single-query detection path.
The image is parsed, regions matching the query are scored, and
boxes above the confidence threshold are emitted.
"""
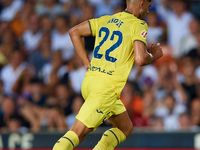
[134,41,163,66]
[69,21,91,70]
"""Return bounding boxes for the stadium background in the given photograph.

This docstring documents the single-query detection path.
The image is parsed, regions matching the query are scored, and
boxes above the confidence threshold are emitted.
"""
[0,0,200,149]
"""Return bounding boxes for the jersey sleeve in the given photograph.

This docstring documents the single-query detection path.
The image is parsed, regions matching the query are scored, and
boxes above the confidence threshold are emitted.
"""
[133,21,148,46]
[88,18,98,37]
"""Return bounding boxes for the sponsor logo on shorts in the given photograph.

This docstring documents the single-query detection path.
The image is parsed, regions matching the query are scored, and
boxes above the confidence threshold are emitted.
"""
[102,112,111,123]
[96,109,104,114]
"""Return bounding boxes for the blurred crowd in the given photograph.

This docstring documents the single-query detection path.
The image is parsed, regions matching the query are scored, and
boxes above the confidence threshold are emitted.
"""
[0,0,200,133]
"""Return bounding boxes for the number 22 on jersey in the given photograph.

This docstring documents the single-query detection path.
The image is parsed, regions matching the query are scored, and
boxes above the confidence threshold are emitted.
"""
[94,27,123,63]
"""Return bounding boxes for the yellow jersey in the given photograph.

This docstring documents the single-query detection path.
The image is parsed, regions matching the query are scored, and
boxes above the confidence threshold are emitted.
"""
[86,11,148,97]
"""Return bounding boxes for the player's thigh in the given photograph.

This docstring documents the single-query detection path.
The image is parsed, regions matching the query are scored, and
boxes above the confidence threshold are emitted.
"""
[109,101,133,137]
[78,76,118,129]
[76,91,117,129]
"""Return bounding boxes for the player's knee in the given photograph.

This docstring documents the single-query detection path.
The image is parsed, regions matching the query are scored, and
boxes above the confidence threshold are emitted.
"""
[122,122,133,137]
[78,134,87,143]
[78,128,93,143]
[126,123,133,137]
[70,127,93,143]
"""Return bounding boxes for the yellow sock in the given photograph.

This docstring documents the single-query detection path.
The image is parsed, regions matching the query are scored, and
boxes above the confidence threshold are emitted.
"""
[53,131,79,150]
[93,128,126,150]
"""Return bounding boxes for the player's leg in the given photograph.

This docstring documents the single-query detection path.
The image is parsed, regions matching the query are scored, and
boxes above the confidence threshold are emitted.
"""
[93,100,133,150]
[108,111,133,137]
[53,76,93,150]
[70,119,94,143]
[93,111,133,150]
[53,119,93,150]
[53,75,118,150]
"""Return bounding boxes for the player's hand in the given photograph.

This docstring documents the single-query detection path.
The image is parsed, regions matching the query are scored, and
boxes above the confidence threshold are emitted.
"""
[149,42,163,60]
[84,62,90,70]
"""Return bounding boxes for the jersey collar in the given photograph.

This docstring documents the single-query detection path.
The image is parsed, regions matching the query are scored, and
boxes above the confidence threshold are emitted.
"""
[123,10,137,18]
[124,10,132,15]
[123,10,143,20]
